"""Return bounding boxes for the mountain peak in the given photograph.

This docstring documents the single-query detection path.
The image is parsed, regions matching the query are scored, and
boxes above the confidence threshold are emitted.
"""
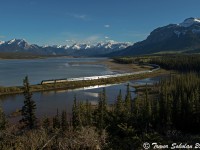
[115,17,200,56]
[179,17,200,27]
[8,39,27,45]
[0,41,5,45]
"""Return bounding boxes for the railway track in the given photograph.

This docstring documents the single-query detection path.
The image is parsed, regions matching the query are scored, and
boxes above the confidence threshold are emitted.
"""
[41,64,160,84]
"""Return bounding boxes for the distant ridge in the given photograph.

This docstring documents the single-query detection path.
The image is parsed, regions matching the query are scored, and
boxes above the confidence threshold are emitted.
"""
[0,39,132,57]
[109,17,200,56]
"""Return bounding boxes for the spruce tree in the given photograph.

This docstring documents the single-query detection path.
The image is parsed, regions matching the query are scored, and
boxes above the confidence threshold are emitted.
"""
[143,84,152,131]
[72,95,80,128]
[42,116,50,130]
[0,106,7,131]
[20,76,37,129]
[102,88,107,110]
[125,83,132,114]
[97,88,108,130]
[53,109,60,129]
[115,89,124,114]
[85,100,92,126]
[61,110,68,131]
[97,92,104,130]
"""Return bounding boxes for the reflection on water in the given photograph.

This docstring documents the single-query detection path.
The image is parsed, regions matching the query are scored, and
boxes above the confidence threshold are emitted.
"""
[84,92,99,98]
[1,82,134,118]
[0,57,111,86]
[0,75,166,120]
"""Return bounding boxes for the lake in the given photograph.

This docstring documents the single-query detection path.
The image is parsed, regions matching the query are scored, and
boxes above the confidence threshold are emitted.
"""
[0,76,164,121]
[0,57,166,121]
[0,57,113,86]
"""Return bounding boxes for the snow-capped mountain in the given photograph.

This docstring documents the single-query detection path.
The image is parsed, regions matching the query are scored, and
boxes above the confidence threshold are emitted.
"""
[63,41,132,56]
[60,41,132,56]
[0,39,132,56]
[0,41,5,45]
[95,41,129,49]
[70,43,92,50]
[113,17,200,56]
[179,18,200,27]
[0,39,41,53]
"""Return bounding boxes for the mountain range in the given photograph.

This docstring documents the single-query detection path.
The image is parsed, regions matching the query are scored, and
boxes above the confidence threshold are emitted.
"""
[113,17,200,56]
[1,17,200,57]
[0,39,132,56]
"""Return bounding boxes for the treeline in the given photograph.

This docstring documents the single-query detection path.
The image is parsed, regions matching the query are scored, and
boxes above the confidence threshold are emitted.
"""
[154,73,200,132]
[65,73,200,148]
[114,54,200,72]
[113,56,149,64]
[149,54,200,72]
[0,77,107,149]
[1,74,200,149]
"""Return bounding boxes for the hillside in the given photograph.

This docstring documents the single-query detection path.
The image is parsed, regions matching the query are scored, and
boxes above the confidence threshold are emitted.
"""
[110,17,200,56]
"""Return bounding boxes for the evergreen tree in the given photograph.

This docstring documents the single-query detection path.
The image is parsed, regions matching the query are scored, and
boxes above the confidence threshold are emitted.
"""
[102,88,107,112]
[61,110,68,131]
[72,95,80,128]
[0,106,7,131]
[97,89,107,131]
[20,76,37,129]
[53,109,60,129]
[85,100,93,126]
[143,84,152,131]
[42,116,50,130]
[125,83,132,114]
[115,89,124,114]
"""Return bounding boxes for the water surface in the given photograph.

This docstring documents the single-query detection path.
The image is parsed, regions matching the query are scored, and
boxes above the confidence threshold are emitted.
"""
[0,57,112,86]
[0,76,164,119]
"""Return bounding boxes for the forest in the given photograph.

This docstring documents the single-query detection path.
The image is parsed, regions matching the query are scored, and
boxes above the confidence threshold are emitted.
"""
[1,54,200,149]
[114,54,200,72]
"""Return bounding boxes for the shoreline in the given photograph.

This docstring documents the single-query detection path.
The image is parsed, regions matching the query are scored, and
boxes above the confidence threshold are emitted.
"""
[0,57,167,97]
[0,68,168,97]
[77,58,154,73]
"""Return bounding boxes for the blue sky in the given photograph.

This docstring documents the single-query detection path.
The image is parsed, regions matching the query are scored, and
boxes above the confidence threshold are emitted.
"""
[0,0,200,45]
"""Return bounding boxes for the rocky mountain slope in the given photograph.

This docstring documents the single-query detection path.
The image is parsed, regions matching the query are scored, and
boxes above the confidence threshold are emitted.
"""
[113,17,200,56]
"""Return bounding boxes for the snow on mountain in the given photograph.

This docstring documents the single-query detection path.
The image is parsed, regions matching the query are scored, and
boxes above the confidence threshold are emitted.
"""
[8,39,17,44]
[70,43,93,50]
[93,41,131,50]
[42,45,49,48]
[51,45,65,49]
[179,17,200,27]
[96,42,104,48]
[0,38,132,56]
[115,17,200,56]
[6,39,31,49]
[64,45,70,49]
[71,44,81,50]
[0,41,5,45]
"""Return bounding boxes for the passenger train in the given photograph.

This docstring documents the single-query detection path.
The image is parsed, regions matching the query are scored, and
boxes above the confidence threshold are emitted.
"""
[41,64,160,85]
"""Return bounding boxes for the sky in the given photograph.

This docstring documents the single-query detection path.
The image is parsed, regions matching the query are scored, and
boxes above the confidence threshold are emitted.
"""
[0,0,200,46]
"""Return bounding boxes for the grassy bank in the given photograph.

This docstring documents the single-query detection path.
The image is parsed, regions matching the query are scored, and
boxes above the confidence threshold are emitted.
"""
[0,69,168,96]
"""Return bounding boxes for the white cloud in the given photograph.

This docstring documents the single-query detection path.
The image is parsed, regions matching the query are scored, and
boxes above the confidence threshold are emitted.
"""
[62,30,106,44]
[63,33,103,45]
[67,13,89,21]
[85,35,101,42]
[66,39,76,44]
[104,24,110,28]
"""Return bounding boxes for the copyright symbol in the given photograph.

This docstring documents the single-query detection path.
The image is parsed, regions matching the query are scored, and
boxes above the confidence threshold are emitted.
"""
[143,142,150,149]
